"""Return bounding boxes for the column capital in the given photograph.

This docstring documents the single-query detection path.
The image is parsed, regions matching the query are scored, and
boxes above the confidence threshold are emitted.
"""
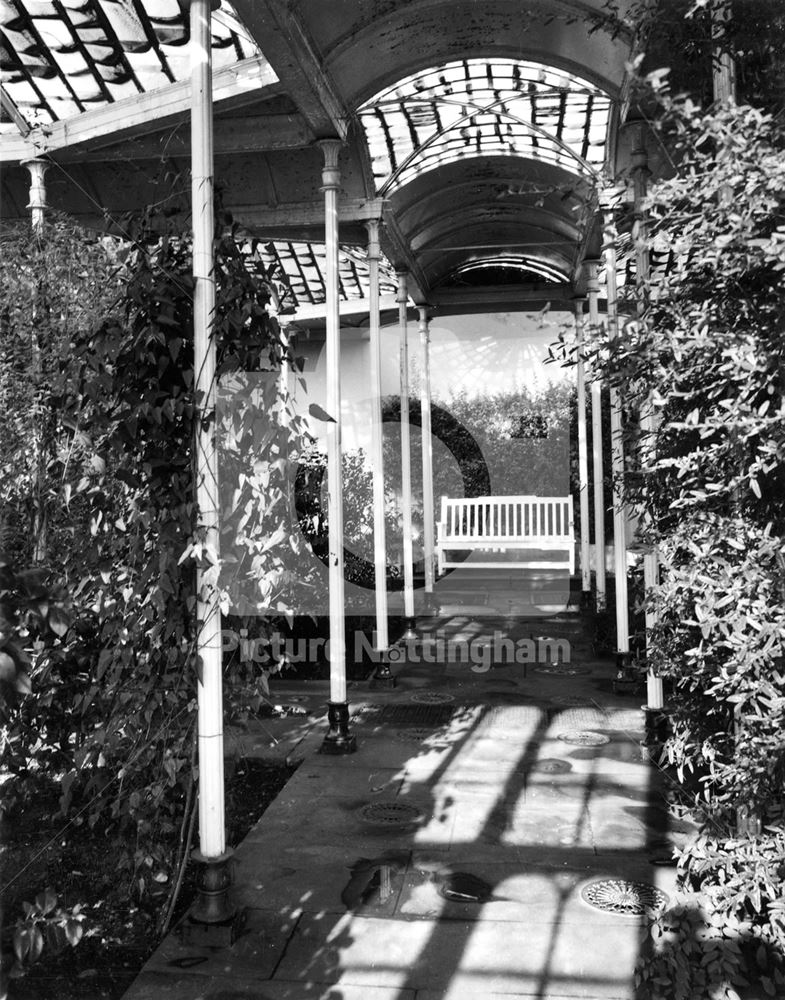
[582,259,601,293]
[317,138,343,190]
[396,268,409,305]
[365,218,381,260]
[22,157,50,230]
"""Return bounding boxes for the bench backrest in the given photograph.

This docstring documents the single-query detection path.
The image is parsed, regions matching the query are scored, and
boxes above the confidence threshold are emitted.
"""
[439,495,573,541]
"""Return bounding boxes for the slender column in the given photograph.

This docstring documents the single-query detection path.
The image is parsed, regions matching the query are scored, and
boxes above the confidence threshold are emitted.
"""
[319,138,356,753]
[190,0,224,864]
[22,157,50,564]
[603,208,630,663]
[419,306,436,596]
[365,220,392,679]
[185,1,239,937]
[397,269,415,626]
[22,158,49,233]
[585,261,606,608]
[574,299,591,594]
[631,124,664,712]
[711,0,736,104]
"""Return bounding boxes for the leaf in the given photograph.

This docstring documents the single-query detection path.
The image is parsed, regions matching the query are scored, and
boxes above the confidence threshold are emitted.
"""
[47,606,70,637]
[0,649,16,681]
[308,403,336,423]
[14,928,31,964]
[65,918,84,947]
[36,888,57,915]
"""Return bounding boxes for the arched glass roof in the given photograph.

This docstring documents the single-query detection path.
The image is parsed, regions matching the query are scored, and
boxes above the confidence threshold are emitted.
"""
[357,58,612,195]
[0,0,262,130]
[438,256,569,287]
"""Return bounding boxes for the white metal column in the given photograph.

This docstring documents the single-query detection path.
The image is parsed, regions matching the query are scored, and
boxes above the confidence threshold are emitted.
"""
[585,261,606,608]
[397,269,415,623]
[190,0,225,862]
[419,306,435,595]
[603,208,630,660]
[22,156,49,565]
[631,124,664,711]
[574,299,591,594]
[22,158,49,233]
[366,220,390,653]
[318,139,355,752]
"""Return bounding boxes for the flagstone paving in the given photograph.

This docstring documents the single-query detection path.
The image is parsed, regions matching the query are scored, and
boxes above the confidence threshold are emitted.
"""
[123,595,694,1000]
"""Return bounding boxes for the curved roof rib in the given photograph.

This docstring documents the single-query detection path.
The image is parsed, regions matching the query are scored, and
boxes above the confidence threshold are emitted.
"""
[358,58,612,195]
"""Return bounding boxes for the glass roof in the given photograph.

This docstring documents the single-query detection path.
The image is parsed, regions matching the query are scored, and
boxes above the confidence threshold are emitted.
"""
[358,58,612,194]
[439,256,569,287]
[242,239,397,313]
[0,0,262,130]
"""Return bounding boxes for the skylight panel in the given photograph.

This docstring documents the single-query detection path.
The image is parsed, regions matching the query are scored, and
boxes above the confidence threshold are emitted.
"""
[358,58,613,194]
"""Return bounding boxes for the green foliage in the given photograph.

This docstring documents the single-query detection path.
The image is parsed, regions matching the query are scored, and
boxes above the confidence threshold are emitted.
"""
[584,86,785,824]
[636,832,785,999]
[11,890,86,979]
[0,215,308,914]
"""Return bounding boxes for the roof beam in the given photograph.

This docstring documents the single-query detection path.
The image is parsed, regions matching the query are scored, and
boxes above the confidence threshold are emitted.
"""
[229,197,385,230]
[0,55,279,164]
[232,0,348,140]
[380,206,429,303]
[288,293,398,325]
[53,113,313,163]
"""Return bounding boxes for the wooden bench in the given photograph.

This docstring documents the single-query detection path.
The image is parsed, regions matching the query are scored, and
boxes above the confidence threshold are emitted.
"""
[435,495,575,575]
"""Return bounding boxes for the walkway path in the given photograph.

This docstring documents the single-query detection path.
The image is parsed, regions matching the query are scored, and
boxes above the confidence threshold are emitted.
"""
[123,603,693,1000]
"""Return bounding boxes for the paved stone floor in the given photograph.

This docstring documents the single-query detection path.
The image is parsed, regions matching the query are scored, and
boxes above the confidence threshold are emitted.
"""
[122,586,694,1000]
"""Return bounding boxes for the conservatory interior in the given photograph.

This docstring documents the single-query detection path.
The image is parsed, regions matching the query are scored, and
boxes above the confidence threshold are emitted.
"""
[3,2,780,999]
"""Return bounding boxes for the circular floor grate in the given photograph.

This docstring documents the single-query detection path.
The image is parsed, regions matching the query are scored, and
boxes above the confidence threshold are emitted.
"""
[358,802,424,827]
[557,730,610,746]
[581,879,669,915]
[410,691,455,705]
[534,664,591,675]
[532,758,572,774]
[395,728,438,743]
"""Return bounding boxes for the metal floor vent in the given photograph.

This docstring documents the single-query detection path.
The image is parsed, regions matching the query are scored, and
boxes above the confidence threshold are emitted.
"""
[534,663,591,675]
[358,802,424,827]
[532,758,572,774]
[581,879,669,915]
[356,704,458,726]
[410,691,455,705]
[557,730,610,746]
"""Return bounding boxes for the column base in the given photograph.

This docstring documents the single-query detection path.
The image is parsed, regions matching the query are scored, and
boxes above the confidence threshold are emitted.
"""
[643,706,670,746]
[612,651,640,695]
[402,617,418,642]
[370,652,397,690]
[179,849,244,947]
[320,701,357,755]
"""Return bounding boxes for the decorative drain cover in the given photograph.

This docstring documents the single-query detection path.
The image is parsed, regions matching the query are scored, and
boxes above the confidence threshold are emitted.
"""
[356,704,456,726]
[358,802,424,827]
[395,728,438,743]
[550,695,594,707]
[437,872,493,903]
[411,691,455,705]
[557,730,610,746]
[533,758,572,774]
[534,664,590,675]
[581,879,669,915]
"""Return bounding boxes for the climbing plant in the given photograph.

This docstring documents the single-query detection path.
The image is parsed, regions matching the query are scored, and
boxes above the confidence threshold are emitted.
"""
[588,88,785,826]
[0,214,310,914]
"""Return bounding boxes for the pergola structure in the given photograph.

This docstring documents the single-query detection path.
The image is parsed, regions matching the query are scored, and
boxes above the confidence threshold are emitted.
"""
[3,0,731,926]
